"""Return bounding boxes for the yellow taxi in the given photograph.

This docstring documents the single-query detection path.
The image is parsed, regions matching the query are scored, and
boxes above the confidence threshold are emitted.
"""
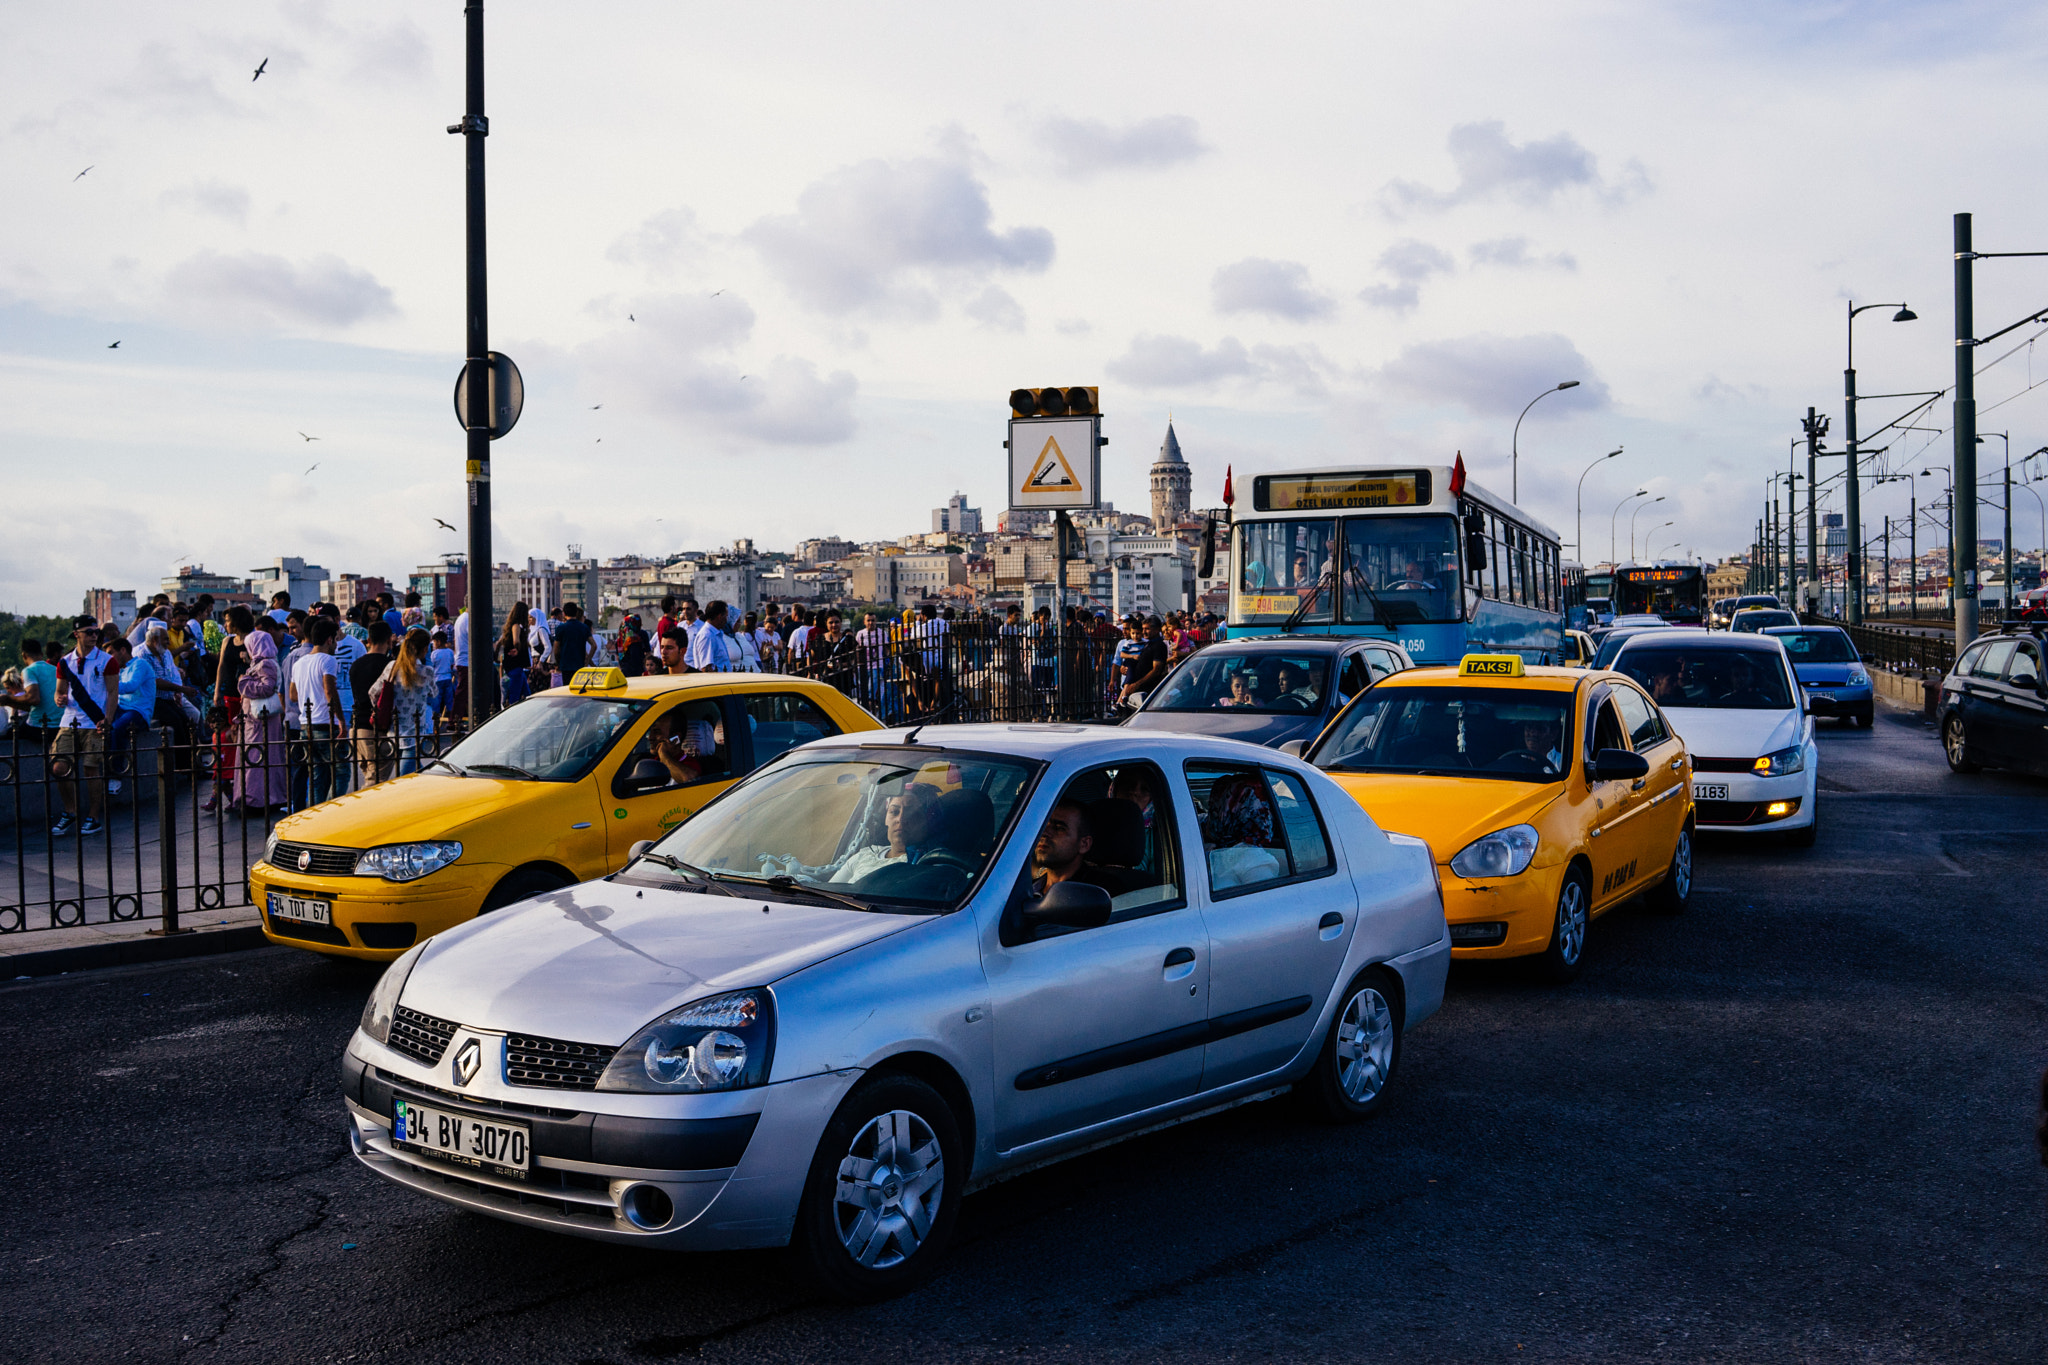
[1303,654,1693,981]
[1561,629,1598,667]
[250,669,879,960]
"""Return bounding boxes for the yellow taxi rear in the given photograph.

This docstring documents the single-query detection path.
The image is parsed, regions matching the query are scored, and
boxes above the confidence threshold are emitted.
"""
[1308,655,1694,979]
[250,669,879,961]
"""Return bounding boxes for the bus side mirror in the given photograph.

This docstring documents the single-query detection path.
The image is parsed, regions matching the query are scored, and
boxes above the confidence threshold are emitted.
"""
[1466,533,1488,572]
[1198,517,1217,579]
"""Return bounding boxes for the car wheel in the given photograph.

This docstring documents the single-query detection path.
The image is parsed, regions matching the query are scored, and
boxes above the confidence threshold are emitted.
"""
[1786,817,1818,848]
[1943,714,1980,772]
[1853,708,1873,728]
[1299,968,1402,1123]
[1647,822,1693,915]
[1536,868,1590,984]
[478,866,571,914]
[790,1072,963,1303]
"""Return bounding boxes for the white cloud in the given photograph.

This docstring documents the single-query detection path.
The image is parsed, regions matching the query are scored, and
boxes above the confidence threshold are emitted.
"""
[1469,236,1578,271]
[1359,239,1455,313]
[1036,114,1210,178]
[1106,334,1329,397]
[162,250,398,329]
[1382,121,1647,217]
[606,208,709,272]
[162,180,251,226]
[745,155,1053,318]
[1211,258,1336,321]
[1376,333,1609,416]
[964,285,1025,331]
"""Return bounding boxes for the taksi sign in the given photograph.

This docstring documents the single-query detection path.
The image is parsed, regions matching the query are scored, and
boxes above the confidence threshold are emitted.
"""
[1009,417,1100,510]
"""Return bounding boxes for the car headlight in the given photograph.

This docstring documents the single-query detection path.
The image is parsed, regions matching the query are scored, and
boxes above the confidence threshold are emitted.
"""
[597,990,776,1094]
[1846,665,1870,687]
[1753,745,1806,777]
[354,842,463,882]
[360,942,427,1045]
[264,831,280,867]
[1449,824,1539,879]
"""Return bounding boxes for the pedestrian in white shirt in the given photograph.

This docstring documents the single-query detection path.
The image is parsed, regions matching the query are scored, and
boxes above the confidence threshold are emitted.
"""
[452,609,471,721]
[287,618,346,805]
[687,600,735,671]
[50,616,114,837]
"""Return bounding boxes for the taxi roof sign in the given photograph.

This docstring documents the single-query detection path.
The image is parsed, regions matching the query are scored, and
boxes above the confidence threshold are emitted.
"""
[568,666,628,693]
[1457,653,1525,678]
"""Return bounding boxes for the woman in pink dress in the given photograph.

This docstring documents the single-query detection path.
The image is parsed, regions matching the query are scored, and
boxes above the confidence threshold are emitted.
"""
[235,629,289,813]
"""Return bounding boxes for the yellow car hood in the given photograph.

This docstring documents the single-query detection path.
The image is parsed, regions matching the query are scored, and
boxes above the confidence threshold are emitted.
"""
[1324,772,1562,863]
[273,773,555,847]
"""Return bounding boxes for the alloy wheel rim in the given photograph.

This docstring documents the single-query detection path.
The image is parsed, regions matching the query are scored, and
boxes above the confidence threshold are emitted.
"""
[1334,987,1394,1102]
[833,1109,944,1269]
[1558,881,1587,964]
[1672,831,1692,899]
[1946,719,1965,763]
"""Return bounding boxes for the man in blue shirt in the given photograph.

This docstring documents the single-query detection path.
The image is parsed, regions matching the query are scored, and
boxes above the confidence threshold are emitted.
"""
[102,636,158,798]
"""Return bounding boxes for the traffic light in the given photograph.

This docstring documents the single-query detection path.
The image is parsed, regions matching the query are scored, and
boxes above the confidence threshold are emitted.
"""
[1009,386,1098,418]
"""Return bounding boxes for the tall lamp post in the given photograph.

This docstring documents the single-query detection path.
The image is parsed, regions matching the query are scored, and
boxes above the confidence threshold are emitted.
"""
[1512,380,1582,502]
[1842,300,1918,624]
[1630,497,1668,560]
[454,0,495,725]
[1611,488,1649,565]
[1575,446,1622,557]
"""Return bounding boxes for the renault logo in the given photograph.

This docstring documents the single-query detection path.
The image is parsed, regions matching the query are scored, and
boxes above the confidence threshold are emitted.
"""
[297,849,313,872]
[452,1037,482,1087]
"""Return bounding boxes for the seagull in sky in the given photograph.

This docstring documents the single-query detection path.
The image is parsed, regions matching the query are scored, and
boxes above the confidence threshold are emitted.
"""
[74,165,93,181]
[252,58,269,82]
[297,431,319,441]
[628,313,635,322]
[303,461,320,476]
[433,518,457,532]
[710,290,723,297]
[107,340,121,349]
[590,403,601,410]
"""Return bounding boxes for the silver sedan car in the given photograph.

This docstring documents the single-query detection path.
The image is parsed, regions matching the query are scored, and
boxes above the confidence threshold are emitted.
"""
[341,725,1450,1299]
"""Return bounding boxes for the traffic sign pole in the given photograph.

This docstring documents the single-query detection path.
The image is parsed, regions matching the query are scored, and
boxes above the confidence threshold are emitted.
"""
[456,0,495,726]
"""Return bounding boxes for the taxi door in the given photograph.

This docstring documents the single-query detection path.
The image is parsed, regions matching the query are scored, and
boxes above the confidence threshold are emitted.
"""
[1580,686,1649,909]
[599,692,746,862]
[1608,682,1689,877]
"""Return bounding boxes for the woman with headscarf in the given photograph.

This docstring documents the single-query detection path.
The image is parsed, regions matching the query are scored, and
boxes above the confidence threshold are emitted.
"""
[201,606,254,813]
[235,626,290,813]
[1202,772,1285,889]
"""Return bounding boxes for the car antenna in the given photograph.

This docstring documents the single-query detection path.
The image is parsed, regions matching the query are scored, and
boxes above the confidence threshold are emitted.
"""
[902,724,924,744]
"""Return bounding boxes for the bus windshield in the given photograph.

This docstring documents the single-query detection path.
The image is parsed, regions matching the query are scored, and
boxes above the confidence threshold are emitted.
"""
[1236,519,1338,625]
[1339,514,1462,625]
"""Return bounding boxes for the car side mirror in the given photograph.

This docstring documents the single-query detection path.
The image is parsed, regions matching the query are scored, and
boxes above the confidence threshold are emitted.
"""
[1591,748,1649,782]
[629,839,655,860]
[627,758,668,791]
[1022,880,1112,937]
[1277,739,1307,758]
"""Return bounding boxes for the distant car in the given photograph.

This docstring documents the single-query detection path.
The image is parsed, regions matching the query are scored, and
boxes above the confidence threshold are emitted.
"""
[1936,628,2048,775]
[1123,635,1413,750]
[1591,625,1672,670]
[1608,632,1817,846]
[1710,598,1738,629]
[341,724,1451,1297]
[1560,629,1598,668]
[1765,625,1874,727]
[1733,594,1782,613]
[1585,597,1615,628]
[1729,608,1800,634]
[1608,614,1668,630]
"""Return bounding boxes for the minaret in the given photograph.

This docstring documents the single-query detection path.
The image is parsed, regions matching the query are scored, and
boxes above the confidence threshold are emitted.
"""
[1150,419,1192,531]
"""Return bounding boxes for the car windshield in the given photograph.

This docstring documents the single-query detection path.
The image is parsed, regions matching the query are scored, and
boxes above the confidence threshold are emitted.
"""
[1592,629,1660,669]
[439,695,647,780]
[1770,630,1859,664]
[1613,647,1793,710]
[1145,651,1333,714]
[642,749,1038,913]
[1731,611,1798,633]
[1311,687,1574,782]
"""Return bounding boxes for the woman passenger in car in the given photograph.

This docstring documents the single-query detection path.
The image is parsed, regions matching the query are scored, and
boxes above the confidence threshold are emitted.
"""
[1215,672,1258,708]
[1202,774,1284,888]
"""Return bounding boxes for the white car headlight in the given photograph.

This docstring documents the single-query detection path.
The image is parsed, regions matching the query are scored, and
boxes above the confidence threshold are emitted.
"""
[354,841,463,882]
[1752,745,1805,777]
[598,990,776,1093]
[1449,824,1539,879]
[1847,665,1870,686]
[360,942,427,1045]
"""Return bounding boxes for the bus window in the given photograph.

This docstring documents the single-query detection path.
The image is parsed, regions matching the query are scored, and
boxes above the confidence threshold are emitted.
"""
[1237,519,1336,624]
[1338,514,1462,625]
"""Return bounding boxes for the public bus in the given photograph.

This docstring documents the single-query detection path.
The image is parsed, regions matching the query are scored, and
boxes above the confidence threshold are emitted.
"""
[1611,562,1707,624]
[1562,560,1589,630]
[1228,461,1566,665]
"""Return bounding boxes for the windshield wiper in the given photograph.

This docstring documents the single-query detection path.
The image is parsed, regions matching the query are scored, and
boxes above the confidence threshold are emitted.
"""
[630,851,745,896]
[463,761,539,780]
[1282,571,1334,632]
[424,758,468,777]
[693,869,874,912]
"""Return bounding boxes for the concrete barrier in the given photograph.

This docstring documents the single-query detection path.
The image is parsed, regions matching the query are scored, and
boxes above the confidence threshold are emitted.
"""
[1872,667,1938,717]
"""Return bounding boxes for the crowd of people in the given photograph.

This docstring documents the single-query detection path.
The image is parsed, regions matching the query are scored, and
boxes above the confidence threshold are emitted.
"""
[0,586,1229,836]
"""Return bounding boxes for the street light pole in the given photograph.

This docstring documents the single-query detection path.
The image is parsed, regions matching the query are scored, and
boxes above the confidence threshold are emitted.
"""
[1512,380,1581,503]
[1802,408,1828,616]
[1611,488,1648,565]
[456,0,495,725]
[1630,497,1667,561]
[1953,213,1980,646]
[1843,300,1917,625]
[1575,446,1622,559]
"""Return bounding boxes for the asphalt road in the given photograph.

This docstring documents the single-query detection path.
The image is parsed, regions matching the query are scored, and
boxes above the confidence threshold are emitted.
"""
[4,699,2044,1364]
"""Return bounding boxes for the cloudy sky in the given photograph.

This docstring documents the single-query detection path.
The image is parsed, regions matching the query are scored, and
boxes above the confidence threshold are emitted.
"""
[5,0,2047,613]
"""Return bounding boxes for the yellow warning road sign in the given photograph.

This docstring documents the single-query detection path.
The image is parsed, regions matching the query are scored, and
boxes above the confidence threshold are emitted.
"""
[1009,415,1099,509]
[1021,433,1081,493]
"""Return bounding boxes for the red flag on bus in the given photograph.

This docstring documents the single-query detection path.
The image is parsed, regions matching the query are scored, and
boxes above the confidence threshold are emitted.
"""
[1222,464,1234,508]
[1450,451,1467,498]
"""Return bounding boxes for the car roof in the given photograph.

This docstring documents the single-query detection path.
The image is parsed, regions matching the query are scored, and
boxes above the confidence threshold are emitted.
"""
[534,673,844,701]
[1374,664,1582,694]
[803,722,1323,763]
[1762,624,1842,635]
[1613,631,1785,653]
[1193,635,1379,655]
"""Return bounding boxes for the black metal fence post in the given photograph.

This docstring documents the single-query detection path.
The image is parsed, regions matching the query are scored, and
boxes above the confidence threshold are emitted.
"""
[151,731,188,936]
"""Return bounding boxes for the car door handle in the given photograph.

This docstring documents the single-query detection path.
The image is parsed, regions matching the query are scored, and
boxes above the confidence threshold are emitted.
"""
[1630,778,1647,792]
[1668,757,1683,771]
[1163,947,1196,967]
[1318,911,1345,941]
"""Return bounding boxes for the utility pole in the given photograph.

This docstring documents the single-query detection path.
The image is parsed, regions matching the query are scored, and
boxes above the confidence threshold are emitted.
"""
[1954,213,1980,647]
[1802,408,1827,615]
[1844,358,1862,624]
[1883,518,1891,614]
[1909,489,1917,619]
[456,0,495,724]
[2006,454,2014,620]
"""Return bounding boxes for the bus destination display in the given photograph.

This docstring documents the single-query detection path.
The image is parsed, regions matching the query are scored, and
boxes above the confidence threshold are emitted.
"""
[1621,568,1692,583]
[1256,471,1430,512]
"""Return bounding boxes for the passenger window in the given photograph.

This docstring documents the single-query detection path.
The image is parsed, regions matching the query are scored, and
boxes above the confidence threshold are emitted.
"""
[1185,762,1305,896]
[1020,762,1183,924]
[1611,685,1668,749]
[1263,770,1333,875]
[2007,642,2042,689]
[1973,639,2017,680]
[1340,655,1374,699]
[1585,696,1629,762]
[613,698,729,798]
[740,692,841,768]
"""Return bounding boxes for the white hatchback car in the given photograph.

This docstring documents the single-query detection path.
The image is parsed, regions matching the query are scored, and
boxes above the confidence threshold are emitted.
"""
[341,725,1450,1298]
[1606,633,1818,846]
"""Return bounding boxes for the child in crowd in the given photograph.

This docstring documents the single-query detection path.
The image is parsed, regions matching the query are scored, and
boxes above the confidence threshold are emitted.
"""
[429,631,456,720]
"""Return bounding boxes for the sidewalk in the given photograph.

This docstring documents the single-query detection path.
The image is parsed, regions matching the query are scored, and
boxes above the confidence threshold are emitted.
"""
[2,900,267,976]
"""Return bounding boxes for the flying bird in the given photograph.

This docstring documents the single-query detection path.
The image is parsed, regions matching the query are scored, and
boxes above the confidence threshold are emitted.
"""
[297,431,319,441]
[628,313,635,322]
[252,58,269,82]
[709,290,723,297]
[107,340,121,349]
[433,518,457,532]
[590,404,601,410]
[74,165,93,181]
[303,461,320,476]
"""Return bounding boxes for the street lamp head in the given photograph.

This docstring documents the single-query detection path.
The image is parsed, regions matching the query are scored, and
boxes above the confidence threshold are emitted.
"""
[1606,447,1622,458]
[1892,306,1917,323]
[1557,380,1581,391]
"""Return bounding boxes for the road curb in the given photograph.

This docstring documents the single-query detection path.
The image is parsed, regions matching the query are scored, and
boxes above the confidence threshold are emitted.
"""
[5,925,271,979]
